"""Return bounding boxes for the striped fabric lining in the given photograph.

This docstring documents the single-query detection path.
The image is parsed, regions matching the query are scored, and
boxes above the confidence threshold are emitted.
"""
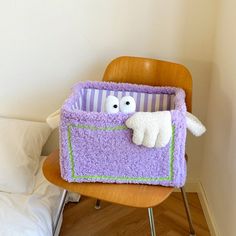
[72,89,175,112]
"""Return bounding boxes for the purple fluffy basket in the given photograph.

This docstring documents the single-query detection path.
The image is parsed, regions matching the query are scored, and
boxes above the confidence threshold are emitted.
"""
[59,81,187,187]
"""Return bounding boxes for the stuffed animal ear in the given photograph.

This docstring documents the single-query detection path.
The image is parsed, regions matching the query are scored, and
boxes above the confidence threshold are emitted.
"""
[119,96,136,113]
[46,109,60,129]
[186,112,206,136]
[105,95,119,114]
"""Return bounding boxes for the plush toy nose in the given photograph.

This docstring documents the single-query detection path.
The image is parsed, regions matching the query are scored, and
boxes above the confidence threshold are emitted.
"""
[105,95,120,114]
[120,96,136,113]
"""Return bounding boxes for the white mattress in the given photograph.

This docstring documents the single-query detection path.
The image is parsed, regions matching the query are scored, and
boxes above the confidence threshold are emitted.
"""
[0,157,64,236]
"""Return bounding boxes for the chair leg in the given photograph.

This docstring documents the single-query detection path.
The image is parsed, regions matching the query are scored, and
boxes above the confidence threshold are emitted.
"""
[148,208,157,236]
[95,199,101,209]
[53,190,67,236]
[180,187,196,236]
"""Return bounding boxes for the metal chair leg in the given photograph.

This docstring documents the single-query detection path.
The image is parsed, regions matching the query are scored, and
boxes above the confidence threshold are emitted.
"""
[148,208,157,236]
[95,199,101,209]
[180,187,196,236]
[53,190,67,236]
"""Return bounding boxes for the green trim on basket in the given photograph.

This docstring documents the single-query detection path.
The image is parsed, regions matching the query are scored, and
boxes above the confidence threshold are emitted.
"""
[67,124,175,182]
[70,123,128,131]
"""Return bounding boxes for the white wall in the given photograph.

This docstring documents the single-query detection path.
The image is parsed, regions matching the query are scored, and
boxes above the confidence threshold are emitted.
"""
[201,0,236,235]
[0,1,216,181]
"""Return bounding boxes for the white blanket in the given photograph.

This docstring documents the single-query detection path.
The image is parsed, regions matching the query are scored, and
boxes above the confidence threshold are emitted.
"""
[0,157,63,236]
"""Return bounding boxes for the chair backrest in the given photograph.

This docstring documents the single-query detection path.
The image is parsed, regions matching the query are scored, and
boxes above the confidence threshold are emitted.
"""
[103,56,192,112]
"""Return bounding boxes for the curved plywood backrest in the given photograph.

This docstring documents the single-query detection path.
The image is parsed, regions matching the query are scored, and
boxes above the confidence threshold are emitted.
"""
[103,56,192,112]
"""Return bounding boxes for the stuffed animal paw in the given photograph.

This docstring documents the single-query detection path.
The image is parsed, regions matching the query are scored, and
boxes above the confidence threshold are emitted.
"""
[186,112,206,136]
[125,111,172,148]
[126,111,206,148]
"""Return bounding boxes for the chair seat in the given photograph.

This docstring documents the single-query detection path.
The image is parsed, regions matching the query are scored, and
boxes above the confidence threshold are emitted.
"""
[43,150,174,208]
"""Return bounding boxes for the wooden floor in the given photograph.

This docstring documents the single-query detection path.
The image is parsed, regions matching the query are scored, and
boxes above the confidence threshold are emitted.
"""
[60,193,210,236]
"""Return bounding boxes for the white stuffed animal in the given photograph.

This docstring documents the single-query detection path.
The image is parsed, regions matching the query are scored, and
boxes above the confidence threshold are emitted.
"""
[125,111,206,148]
[105,95,120,114]
[119,96,136,113]
[125,111,172,148]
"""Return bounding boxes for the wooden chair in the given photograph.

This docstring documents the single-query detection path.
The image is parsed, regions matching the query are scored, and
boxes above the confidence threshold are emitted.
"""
[43,56,195,236]
[102,56,194,235]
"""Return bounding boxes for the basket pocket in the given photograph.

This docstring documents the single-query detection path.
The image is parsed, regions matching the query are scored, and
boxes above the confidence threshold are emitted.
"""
[66,123,175,184]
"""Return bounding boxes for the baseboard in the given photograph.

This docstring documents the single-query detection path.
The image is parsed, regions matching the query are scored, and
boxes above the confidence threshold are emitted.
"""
[197,182,219,236]
[174,181,219,236]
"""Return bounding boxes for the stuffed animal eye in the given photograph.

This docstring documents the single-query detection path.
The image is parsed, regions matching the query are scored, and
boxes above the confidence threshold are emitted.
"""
[105,95,119,114]
[120,96,136,113]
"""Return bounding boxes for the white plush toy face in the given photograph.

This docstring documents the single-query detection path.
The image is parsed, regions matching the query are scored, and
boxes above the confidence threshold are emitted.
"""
[105,95,136,114]
[119,96,136,114]
[105,95,120,114]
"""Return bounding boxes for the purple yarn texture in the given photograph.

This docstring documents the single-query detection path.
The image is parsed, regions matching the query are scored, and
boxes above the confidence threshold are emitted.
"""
[59,81,187,187]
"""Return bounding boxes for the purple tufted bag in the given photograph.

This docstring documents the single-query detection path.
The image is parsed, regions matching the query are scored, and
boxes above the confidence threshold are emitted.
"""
[59,81,187,187]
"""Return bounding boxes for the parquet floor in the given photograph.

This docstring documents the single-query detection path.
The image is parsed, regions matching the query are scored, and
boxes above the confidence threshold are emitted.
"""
[60,193,210,236]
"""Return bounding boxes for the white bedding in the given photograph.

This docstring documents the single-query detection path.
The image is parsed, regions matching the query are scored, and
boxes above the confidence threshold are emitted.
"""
[0,157,64,236]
